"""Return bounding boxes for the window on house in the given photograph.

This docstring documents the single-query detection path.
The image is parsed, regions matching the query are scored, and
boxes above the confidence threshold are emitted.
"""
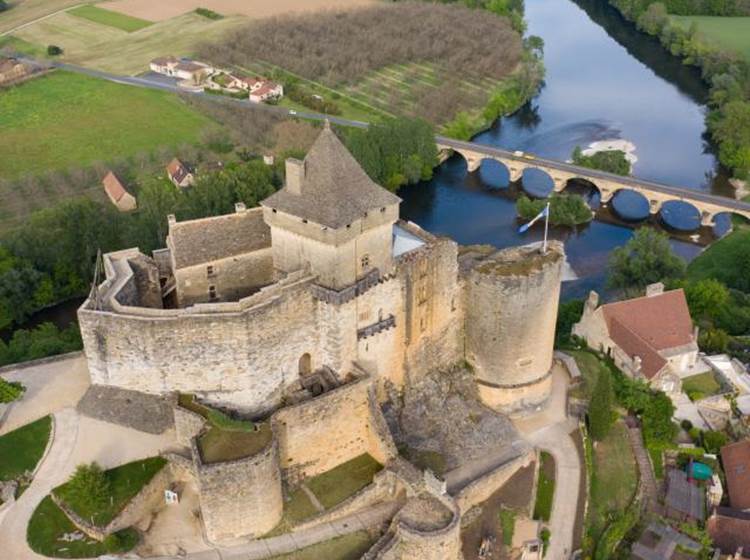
[361,254,370,270]
[207,265,215,277]
[208,285,217,300]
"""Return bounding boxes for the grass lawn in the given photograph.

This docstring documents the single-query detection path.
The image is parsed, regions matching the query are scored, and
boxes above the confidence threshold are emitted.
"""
[266,486,320,536]
[671,16,750,61]
[688,226,750,282]
[567,350,603,400]
[68,5,152,32]
[27,495,138,558]
[533,451,555,522]
[199,423,272,463]
[54,457,166,527]
[14,11,247,75]
[306,454,383,510]
[0,0,84,34]
[500,508,516,546]
[587,421,638,542]
[0,415,52,481]
[682,371,722,401]
[0,70,210,179]
[267,531,375,560]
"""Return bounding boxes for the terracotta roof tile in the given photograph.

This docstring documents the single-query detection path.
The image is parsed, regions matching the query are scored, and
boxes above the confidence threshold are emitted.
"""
[166,158,191,184]
[608,317,668,379]
[261,125,400,229]
[722,439,750,510]
[708,508,750,557]
[102,171,128,202]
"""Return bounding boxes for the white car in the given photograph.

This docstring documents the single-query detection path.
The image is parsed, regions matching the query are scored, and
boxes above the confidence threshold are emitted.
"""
[289,110,297,115]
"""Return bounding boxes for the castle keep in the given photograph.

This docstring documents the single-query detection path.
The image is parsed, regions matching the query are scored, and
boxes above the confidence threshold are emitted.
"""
[78,124,564,553]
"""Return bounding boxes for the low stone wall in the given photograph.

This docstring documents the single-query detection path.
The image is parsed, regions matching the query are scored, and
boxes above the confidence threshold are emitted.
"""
[0,351,83,375]
[555,351,582,380]
[174,405,206,447]
[382,496,462,560]
[454,450,534,512]
[52,462,171,540]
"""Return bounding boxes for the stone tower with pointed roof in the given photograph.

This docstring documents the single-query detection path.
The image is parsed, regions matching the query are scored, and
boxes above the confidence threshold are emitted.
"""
[262,123,401,290]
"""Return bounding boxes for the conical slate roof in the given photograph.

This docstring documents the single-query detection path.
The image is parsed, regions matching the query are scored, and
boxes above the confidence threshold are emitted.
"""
[262,124,400,229]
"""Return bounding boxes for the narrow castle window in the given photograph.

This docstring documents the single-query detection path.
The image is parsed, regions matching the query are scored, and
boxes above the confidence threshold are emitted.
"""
[207,265,215,277]
[208,285,217,300]
[361,254,370,270]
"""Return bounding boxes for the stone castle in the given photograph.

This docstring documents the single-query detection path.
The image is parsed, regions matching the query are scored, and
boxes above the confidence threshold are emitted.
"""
[78,124,564,556]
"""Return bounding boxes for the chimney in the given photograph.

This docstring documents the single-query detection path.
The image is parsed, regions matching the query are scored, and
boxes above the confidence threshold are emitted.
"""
[646,282,664,297]
[584,290,599,315]
[285,158,305,195]
[235,202,246,213]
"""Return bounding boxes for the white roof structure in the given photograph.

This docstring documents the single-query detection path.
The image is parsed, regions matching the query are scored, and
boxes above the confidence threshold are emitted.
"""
[393,224,426,257]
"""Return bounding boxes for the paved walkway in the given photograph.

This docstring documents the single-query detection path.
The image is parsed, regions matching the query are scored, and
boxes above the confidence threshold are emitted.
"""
[514,364,583,560]
[152,501,400,560]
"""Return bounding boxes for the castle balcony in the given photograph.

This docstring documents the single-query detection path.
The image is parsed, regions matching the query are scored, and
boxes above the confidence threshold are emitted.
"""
[310,268,395,305]
[357,314,396,340]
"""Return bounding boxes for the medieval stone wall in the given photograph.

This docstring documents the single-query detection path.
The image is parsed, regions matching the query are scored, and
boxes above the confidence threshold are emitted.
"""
[465,242,563,414]
[174,247,274,306]
[273,376,397,484]
[173,405,206,448]
[454,451,533,512]
[193,434,283,542]
[79,278,322,415]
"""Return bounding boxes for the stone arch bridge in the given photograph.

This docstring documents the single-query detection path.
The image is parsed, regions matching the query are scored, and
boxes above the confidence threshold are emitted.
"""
[436,136,750,227]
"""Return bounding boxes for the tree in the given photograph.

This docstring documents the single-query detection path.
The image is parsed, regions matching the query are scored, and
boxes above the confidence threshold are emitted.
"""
[711,101,750,178]
[702,430,728,454]
[47,45,63,56]
[607,228,687,294]
[683,278,730,322]
[517,194,592,227]
[62,462,110,515]
[0,1,8,13]
[589,367,614,441]
[571,146,631,176]
[699,327,730,353]
[555,299,584,347]
[642,392,676,443]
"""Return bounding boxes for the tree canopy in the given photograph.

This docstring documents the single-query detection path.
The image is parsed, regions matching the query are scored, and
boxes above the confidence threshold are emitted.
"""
[607,228,687,294]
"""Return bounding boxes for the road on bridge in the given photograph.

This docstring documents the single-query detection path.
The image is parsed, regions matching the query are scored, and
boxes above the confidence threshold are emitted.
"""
[15,56,750,219]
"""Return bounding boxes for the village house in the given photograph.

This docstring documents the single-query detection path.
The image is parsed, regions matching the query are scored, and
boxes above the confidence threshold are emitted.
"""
[102,171,137,212]
[0,56,28,86]
[249,81,283,103]
[573,283,698,394]
[166,158,194,189]
[149,56,213,84]
[722,439,750,511]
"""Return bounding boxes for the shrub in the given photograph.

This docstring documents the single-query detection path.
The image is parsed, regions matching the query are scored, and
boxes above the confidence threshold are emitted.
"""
[195,7,223,19]
[572,146,631,176]
[699,328,730,353]
[60,463,111,515]
[0,378,25,403]
[0,1,8,13]
[47,45,63,56]
[702,430,728,454]
[680,419,693,431]
[517,193,593,227]
[0,322,83,367]
[588,366,614,441]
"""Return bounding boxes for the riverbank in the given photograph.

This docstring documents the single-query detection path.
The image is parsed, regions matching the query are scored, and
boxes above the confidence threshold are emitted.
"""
[605,0,750,183]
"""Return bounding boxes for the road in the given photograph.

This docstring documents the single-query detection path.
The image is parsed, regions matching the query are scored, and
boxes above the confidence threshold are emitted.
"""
[13,56,750,217]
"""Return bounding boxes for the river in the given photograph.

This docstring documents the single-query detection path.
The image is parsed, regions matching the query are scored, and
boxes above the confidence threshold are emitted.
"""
[399,0,734,300]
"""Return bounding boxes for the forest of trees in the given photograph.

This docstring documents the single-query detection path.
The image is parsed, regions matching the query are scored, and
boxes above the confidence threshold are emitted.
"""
[609,0,750,180]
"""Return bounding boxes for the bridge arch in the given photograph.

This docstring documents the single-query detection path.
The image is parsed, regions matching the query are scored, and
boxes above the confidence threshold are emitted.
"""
[609,189,651,222]
[477,158,511,189]
[657,200,702,232]
[520,167,555,198]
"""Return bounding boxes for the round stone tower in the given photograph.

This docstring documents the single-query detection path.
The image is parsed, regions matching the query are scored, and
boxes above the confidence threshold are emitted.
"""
[465,241,564,416]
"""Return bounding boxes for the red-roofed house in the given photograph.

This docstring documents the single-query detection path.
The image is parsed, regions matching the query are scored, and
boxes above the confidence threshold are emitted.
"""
[722,439,750,512]
[573,283,698,394]
[708,507,750,558]
[249,81,283,103]
[166,158,194,189]
[102,171,137,212]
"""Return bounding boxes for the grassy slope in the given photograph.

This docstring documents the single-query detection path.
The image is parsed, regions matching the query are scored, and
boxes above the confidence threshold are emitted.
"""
[0,415,51,480]
[671,16,750,60]
[687,226,750,282]
[13,11,247,75]
[0,70,210,178]
[268,531,375,560]
[306,454,382,509]
[0,0,83,33]
[54,457,166,526]
[27,496,138,558]
[533,451,555,522]
[68,4,152,32]
[587,421,638,542]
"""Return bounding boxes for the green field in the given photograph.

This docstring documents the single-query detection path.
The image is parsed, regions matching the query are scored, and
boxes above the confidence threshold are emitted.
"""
[12,11,247,75]
[0,70,211,179]
[68,5,152,32]
[672,16,750,60]
[0,0,83,34]
[0,415,51,481]
[587,421,638,542]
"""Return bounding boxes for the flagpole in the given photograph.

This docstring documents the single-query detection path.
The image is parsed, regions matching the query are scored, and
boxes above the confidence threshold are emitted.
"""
[542,202,550,255]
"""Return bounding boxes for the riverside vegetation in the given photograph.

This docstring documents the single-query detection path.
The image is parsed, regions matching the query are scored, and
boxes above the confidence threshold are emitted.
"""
[608,0,750,181]
[516,193,593,226]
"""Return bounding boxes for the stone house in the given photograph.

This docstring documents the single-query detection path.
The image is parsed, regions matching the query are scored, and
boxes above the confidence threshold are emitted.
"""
[573,283,698,394]
[0,56,27,86]
[249,81,283,103]
[149,55,179,75]
[166,157,194,189]
[149,56,212,84]
[101,171,136,212]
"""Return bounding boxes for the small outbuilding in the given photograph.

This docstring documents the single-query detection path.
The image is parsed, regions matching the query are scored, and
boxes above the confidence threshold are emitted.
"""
[102,171,137,212]
[166,158,195,189]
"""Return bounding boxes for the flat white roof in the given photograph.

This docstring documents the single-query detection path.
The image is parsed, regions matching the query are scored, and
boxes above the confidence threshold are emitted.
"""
[392,224,425,257]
